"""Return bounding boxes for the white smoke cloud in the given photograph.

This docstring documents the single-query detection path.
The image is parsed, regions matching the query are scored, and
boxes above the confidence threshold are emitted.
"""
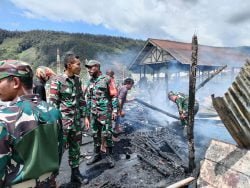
[10,0,250,46]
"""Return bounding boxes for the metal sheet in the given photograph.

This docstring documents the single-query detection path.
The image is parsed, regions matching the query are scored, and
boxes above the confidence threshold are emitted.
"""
[212,60,250,149]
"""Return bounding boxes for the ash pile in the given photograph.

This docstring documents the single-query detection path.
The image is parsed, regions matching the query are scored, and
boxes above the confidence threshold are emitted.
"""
[57,102,191,188]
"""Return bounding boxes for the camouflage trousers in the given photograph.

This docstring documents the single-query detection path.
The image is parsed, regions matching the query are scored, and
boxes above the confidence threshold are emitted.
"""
[63,129,82,168]
[90,115,113,149]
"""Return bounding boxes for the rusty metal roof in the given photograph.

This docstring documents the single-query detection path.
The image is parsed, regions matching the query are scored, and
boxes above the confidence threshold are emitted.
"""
[129,38,250,69]
[212,60,250,149]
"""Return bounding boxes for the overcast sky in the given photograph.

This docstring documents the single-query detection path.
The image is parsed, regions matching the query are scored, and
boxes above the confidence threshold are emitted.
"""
[0,0,250,47]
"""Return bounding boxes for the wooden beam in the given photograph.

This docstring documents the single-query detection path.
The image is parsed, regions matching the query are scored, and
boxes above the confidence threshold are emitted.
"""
[187,35,198,172]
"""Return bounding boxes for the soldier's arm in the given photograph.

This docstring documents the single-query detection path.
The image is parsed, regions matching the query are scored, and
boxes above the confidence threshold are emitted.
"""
[85,85,91,118]
[0,123,11,186]
[182,100,189,116]
[175,98,185,115]
[79,79,87,118]
[49,78,60,109]
[176,97,188,118]
[112,97,119,113]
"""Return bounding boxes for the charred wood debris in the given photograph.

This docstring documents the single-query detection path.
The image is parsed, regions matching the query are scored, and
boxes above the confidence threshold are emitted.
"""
[83,102,190,188]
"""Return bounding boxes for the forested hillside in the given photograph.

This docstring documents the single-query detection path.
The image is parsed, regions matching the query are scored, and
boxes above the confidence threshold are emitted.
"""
[0,29,144,80]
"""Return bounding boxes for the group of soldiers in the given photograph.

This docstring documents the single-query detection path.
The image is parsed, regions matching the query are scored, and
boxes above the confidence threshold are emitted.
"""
[0,51,198,187]
[0,51,134,187]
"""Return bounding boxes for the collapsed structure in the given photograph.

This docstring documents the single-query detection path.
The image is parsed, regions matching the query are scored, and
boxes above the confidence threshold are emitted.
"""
[212,60,250,148]
[197,61,250,187]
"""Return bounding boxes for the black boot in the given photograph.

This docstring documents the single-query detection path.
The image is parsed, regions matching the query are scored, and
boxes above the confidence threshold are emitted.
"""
[71,167,89,185]
[106,147,115,168]
[86,146,102,165]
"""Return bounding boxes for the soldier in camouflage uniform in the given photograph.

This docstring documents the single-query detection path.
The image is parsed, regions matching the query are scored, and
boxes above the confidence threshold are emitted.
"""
[49,52,89,185]
[85,60,118,168]
[168,91,199,129]
[0,60,63,188]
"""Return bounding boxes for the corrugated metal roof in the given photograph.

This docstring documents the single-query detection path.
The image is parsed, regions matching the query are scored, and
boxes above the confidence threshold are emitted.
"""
[212,60,250,149]
[129,38,250,70]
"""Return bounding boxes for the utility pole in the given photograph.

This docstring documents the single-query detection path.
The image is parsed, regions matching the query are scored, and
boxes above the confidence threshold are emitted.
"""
[56,48,60,74]
[187,35,198,172]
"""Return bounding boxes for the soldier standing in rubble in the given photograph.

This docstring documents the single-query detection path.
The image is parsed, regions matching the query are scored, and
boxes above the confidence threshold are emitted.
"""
[0,60,63,187]
[85,60,118,168]
[49,52,89,186]
[168,91,199,133]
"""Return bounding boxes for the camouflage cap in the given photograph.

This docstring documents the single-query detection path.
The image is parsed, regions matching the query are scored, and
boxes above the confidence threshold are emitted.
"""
[0,60,33,80]
[85,60,100,68]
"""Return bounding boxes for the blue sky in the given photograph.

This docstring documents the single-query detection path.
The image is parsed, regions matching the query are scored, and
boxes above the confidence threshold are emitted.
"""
[0,0,127,37]
[1,0,250,47]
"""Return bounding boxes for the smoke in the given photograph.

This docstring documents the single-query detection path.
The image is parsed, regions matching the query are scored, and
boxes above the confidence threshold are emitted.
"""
[93,48,140,84]
[134,62,239,141]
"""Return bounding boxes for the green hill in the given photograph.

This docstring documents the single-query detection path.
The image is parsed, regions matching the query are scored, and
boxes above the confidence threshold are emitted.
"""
[0,28,144,81]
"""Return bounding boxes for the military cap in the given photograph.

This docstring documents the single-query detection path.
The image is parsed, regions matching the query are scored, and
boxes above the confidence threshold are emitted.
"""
[0,60,33,80]
[85,60,100,68]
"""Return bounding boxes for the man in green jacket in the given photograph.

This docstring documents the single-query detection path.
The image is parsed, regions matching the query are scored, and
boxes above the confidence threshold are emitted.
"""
[0,60,63,187]
[85,60,118,168]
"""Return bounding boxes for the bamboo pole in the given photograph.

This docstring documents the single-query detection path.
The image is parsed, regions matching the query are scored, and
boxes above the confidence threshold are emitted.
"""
[187,35,198,172]
[134,98,180,120]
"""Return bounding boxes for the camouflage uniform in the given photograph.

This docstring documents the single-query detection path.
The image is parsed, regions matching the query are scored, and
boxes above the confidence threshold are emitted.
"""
[171,92,199,126]
[49,74,86,168]
[0,60,63,187]
[85,74,118,158]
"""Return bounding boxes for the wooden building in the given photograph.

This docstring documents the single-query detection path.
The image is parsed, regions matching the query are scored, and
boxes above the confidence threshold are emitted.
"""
[129,38,250,91]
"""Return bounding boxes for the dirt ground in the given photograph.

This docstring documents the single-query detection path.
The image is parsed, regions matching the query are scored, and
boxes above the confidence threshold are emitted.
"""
[56,100,234,188]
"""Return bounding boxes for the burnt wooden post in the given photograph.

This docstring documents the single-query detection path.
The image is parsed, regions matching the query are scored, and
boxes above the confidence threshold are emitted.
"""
[188,35,198,172]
